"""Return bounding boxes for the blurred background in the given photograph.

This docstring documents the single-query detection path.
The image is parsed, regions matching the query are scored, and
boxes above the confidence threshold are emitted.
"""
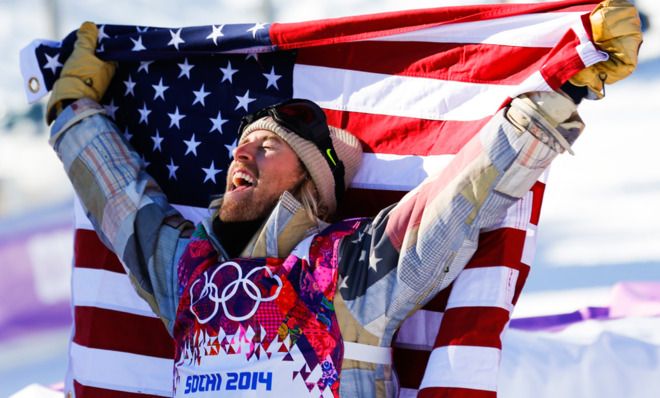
[0,0,658,396]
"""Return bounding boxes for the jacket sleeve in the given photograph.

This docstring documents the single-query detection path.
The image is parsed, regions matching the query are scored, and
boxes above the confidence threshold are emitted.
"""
[49,98,194,333]
[337,108,560,341]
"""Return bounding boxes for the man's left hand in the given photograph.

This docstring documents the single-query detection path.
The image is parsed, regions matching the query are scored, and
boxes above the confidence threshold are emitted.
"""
[570,0,643,98]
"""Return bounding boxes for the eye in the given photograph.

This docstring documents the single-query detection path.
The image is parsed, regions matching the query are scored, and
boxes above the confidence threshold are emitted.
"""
[261,141,277,150]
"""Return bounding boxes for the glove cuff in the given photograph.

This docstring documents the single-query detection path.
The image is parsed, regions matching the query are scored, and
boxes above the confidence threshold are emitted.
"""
[46,77,100,124]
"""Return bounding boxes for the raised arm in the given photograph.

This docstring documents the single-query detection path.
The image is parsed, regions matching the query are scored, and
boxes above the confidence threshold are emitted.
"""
[337,91,583,340]
[337,0,643,349]
[47,23,193,333]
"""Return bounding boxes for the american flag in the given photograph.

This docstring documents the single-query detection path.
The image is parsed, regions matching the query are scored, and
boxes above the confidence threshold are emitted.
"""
[21,1,605,396]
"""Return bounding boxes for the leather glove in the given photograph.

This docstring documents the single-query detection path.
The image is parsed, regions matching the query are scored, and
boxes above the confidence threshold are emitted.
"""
[46,22,117,124]
[570,0,643,98]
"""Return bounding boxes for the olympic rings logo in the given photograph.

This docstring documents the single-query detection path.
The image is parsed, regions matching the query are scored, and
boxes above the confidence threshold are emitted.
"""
[189,261,283,323]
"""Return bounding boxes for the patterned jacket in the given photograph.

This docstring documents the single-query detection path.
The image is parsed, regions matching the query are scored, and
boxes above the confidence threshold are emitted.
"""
[50,97,562,397]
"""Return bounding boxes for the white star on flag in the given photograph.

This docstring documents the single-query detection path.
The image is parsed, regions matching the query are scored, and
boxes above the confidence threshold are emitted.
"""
[209,111,228,134]
[235,90,256,111]
[138,103,151,125]
[178,58,194,79]
[206,25,224,45]
[245,53,259,61]
[43,53,63,74]
[168,28,185,50]
[166,158,179,180]
[152,78,169,101]
[247,22,267,38]
[192,84,211,106]
[225,138,238,158]
[183,134,202,156]
[123,127,133,142]
[97,25,110,41]
[262,66,281,90]
[202,161,222,183]
[151,130,164,152]
[136,26,149,33]
[220,61,238,83]
[140,154,150,169]
[104,99,119,119]
[168,106,186,129]
[138,61,153,73]
[123,75,136,96]
[131,36,146,51]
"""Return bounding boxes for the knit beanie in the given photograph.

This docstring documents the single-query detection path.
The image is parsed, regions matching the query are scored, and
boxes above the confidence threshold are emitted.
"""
[240,116,362,216]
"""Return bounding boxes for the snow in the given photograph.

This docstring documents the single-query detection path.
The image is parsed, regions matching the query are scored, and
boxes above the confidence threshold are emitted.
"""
[0,0,659,396]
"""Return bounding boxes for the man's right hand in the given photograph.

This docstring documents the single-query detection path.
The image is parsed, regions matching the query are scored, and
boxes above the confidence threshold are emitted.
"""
[46,21,116,124]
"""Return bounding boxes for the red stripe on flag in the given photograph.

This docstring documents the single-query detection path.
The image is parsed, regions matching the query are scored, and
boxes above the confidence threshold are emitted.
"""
[465,229,531,305]
[75,229,125,273]
[466,228,527,269]
[434,307,510,348]
[74,306,174,359]
[270,1,599,49]
[324,109,489,156]
[418,386,497,398]
[422,284,453,312]
[393,347,431,388]
[530,181,546,225]
[340,188,405,218]
[539,29,589,89]
[74,381,166,398]
[298,42,551,85]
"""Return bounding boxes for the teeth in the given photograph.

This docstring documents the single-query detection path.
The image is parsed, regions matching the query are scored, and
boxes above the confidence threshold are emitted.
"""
[232,171,255,187]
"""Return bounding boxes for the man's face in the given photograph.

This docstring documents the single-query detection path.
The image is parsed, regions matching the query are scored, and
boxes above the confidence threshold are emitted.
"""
[220,129,306,222]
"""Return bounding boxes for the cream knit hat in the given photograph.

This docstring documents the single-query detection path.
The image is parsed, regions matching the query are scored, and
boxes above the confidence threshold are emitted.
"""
[240,116,362,216]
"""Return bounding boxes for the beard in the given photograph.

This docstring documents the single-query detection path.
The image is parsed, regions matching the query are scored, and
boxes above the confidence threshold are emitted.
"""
[218,189,281,222]
[219,157,306,222]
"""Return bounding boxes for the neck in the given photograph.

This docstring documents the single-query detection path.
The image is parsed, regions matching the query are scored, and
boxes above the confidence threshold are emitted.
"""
[212,217,265,258]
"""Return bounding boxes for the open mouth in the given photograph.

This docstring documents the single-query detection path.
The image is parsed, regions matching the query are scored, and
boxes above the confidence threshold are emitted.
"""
[230,170,256,191]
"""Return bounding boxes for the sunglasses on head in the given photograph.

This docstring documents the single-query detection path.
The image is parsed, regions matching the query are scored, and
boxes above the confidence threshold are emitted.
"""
[238,99,346,204]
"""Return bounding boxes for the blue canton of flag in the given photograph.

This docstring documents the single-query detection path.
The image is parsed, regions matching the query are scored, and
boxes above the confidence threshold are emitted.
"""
[35,23,294,207]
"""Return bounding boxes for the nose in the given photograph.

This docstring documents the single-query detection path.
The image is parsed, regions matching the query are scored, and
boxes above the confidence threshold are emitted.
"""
[233,140,255,161]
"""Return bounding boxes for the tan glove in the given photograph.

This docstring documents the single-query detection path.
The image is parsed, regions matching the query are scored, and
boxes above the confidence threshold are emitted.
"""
[569,0,643,98]
[46,22,117,124]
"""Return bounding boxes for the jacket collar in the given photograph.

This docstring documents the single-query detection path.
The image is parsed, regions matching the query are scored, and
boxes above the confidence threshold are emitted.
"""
[202,191,327,259]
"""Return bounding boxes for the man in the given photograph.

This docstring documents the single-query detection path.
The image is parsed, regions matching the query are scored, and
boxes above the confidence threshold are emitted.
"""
[46,2,641,396]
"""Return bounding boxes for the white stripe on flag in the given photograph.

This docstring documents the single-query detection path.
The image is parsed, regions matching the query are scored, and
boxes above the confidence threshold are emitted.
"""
[420,345,500,391]
[294,66,550,121]
[352,153,453,190]
[521,224,538,267]
[72,268,158,318]
[353,154,546,192]
[395,309,444,350]
[74,196,94,230]
[576,40,609,67]
[367,12,585,48]
[446,266,519,312]
[70,342,173,397]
